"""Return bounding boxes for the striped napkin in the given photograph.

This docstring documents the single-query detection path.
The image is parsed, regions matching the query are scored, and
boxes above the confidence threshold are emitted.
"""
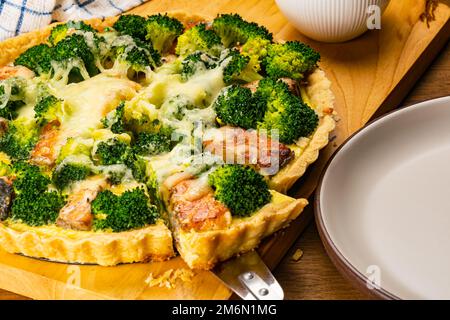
[0,0,149,41]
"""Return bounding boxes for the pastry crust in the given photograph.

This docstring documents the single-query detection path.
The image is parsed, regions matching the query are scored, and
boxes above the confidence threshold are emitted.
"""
[0,220,174,266]
[174,191,308,269]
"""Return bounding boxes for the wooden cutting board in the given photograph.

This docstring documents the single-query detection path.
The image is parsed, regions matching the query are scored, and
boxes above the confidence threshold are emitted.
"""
[0,0,448,300]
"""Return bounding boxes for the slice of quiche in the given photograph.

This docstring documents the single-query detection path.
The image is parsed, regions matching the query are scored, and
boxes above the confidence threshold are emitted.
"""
[0,12,335,268]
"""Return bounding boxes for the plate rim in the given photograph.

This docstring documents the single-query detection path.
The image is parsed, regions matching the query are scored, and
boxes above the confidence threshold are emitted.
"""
[314,95,450,300]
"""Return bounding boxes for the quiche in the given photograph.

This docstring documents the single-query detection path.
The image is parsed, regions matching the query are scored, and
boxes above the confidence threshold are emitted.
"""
[0,12,335,269]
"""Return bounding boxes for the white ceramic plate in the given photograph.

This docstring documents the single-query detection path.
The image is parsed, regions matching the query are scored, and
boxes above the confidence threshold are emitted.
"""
[316,96,450,299]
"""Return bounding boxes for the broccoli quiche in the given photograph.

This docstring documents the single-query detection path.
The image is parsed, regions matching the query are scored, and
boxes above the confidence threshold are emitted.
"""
[0,12,335,269]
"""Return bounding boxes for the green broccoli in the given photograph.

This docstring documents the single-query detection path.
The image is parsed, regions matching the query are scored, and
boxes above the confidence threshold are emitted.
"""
[11,192,65,226]
[145,14,184,53]
[113,14,147,40]
[264,41,320,80]
[255,78,318,144]
[146,165,164,214]
[94,138,131,165]
[213,85,265,129]
[52,163,91,191]
[125,155,147,183]
[105,169,126,185]
[92,188,158,232]
[53,34,98,77]
[110,36,161,72]
[14,44,53,75]
[208,164,272,216]
[212,14,272,48]
[181,51,217,80]
[56,137,93,164]
[51,135,93,190]
[240,37,271,73]
[0,78,26,120]
[221,49,262,84]
[11,161,50,194]
[0,118,39,160]
[101,102,125,134]
[49,21,96,45]
[175,23,223,57]
[132,131,172,156]
[10,162,65,226]
[34,95,65,126]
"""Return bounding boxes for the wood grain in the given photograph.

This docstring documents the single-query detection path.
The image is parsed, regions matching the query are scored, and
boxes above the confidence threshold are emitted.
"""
[0,0,448,300]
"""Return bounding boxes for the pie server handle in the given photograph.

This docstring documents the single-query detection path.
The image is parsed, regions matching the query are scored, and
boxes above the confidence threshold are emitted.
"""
[212,251,284,300]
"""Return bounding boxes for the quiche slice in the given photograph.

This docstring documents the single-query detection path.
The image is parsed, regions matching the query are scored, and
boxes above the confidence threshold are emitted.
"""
[0,12,335,269]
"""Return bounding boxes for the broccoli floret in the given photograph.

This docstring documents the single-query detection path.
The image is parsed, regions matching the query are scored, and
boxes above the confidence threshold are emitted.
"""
[14,44,53,75]
[11,161,50,194]
[94,138,130,165]
[145,14,184,53]
[0,118,39,160]
[34,95,66,126]
[240,37,271,73]
[264,41,320,80]
[53,134,93,190]
[175,23,223,57]
[11,192,65,226]
[92,188,158,232]
[208,164,271,216]
[181,51,217,80]
[133,131,172,156]
[49,21,96,45]
[125,155,147,183]
[106,169,126,185]
[53,34,98,77]
[101,102,125,134]
[221,49,262,84]
[52,163,91,191]
[213,85,265,129]
[0,78,26,120]
[255,78,318,143]
[57,137,92,164]
[10,162,65,226]
[113,14,147,40]
[212,14,272,47]
[111,36,161,72]
[146,165,164,214]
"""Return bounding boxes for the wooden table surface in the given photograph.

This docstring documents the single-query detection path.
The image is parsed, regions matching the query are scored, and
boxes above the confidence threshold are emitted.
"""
[0,19,449,303]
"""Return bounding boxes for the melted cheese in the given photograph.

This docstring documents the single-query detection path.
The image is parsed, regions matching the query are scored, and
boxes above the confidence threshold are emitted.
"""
[57,73,138,135]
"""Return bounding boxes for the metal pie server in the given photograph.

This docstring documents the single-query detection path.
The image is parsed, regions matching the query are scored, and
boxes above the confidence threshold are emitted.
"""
[213,251,284,300]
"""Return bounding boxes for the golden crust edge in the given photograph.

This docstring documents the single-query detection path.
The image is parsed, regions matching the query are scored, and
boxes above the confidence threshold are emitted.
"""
[174,192,308,269]
[269,69,336,193]
[0,221,175,266]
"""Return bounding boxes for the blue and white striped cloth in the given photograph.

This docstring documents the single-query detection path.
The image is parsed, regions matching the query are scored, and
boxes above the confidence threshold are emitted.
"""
[0,0,149,41]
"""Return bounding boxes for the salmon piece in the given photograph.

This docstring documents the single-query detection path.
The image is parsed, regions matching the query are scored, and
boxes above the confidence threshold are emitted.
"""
[0,66,35,80]
[56,177,107,231]
[170,178,231,232]
[203,126,294,175]
[30,121,60,168]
